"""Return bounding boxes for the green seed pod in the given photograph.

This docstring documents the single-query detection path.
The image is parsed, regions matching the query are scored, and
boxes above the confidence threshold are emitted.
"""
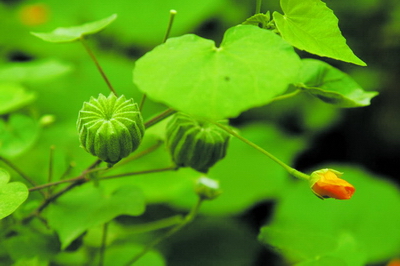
[166,112,230,173]
[77,93,144,165]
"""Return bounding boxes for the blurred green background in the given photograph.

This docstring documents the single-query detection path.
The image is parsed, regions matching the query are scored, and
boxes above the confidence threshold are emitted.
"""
[1,0,400,265]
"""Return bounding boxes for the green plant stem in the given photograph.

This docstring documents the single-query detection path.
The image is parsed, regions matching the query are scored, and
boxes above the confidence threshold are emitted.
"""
[100,166,177,180]
[0,156,37,187]
[214,123,310,181]
[0,156,46,198]
[47,145,55,195]
[162,9,177,43]
[128,215,184,234]
[125,198,203,265]
[80,37,118,96]
[110,141,163,169]
[99,222,109,266]
[139,10,177,111]
[22,159,102,224]
[144,108,176,129]
[255,0,262,14]
[28,166,106,192]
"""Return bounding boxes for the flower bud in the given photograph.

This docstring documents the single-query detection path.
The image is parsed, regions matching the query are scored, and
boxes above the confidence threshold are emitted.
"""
[166,112,230,173]
[77,93,144,165]
[309,168,355,200]
[195,176,222,200]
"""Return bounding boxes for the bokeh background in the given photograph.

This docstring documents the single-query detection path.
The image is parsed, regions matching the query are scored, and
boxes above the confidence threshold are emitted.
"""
[1,0,400,265]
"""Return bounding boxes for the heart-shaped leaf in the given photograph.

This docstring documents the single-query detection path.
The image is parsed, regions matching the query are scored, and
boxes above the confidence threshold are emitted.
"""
[31,14,117,43]
[0,168,29,220]
[273,0,366,66]
[297,59,378,107]
[133,25,301,120]
[46,183,145,249]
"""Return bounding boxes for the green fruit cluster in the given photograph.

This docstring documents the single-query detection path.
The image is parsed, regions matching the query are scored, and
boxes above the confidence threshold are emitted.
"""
[166,112,230,173]
[77,93,144,164]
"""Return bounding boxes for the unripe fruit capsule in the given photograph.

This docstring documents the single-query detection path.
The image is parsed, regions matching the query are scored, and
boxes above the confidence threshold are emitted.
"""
[166,112,230,173]
[77,93,144,165]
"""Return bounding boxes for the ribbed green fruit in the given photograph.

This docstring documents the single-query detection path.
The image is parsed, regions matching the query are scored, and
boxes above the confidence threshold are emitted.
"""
[166,113,230,173]
[77,93,144,164]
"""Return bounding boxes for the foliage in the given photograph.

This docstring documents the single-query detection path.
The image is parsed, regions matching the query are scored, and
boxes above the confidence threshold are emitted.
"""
[0,0,398,265]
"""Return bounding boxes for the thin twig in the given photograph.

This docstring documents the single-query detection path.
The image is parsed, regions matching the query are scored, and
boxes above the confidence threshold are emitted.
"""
[100,166,177,181]
[0,156,46,198]
[47,145,55,195]
[144,108,176,129]
[80,37,118,96]
[99,222,109,266]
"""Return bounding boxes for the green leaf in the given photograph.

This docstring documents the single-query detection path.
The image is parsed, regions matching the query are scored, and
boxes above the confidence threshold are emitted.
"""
[273,0,366,66]
[297,59,378,107]
[242,12,274,29]
[31,14,117,43]
[0,60,72,84]
[46,184,145,249]
[0,168,29,220]
[0,84,36,115]
[258,165,400,265]
[133,25,301,120]
[0,113,40,158]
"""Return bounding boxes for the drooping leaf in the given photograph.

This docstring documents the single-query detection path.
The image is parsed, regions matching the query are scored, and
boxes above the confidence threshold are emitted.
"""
[273,0,366,66]
[0,113,40,158]
[0,84,36,115]
[46,184,145,249]
[31,14,117,43]
[259,165,400,265]
[297,59,378,107]
[133,24,301,120]
[0,168,29,220]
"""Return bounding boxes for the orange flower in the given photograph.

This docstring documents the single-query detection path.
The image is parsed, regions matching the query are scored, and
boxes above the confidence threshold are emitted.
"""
[309,169,355,200]
[387,258,400,266]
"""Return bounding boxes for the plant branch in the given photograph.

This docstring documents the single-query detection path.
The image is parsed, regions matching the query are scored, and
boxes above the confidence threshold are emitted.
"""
[144,108,176,129]
[214,122,310,181]
[80,37,118,96]
[125,197,203,265]
[100,166,177,181]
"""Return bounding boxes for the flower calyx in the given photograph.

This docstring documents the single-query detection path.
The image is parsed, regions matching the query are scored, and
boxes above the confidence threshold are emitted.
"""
[309,168,355,200]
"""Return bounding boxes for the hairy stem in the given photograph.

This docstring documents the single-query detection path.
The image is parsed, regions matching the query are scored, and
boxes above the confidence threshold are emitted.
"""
[80,37,118,96]
[125,198,203,265]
